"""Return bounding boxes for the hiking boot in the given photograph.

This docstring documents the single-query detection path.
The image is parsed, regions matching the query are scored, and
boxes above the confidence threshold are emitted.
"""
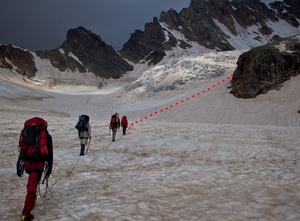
[21,214,34,221]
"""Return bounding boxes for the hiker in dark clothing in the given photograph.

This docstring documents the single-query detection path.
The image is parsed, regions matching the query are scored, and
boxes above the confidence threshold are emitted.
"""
[121,115,128,135]
[109,113,120,141]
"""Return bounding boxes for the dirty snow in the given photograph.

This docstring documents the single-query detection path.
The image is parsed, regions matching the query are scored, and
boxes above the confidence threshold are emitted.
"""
[0,50,300,221]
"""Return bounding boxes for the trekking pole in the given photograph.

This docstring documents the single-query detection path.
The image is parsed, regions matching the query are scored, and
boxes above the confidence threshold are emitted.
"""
[36,162,49,214]
[42,162,49,185]
[43,177,48,214]
[109,110,112,137]
[85,138,91,154]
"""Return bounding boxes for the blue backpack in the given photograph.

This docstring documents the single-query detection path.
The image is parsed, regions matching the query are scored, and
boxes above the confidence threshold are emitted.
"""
[75,115,89,136]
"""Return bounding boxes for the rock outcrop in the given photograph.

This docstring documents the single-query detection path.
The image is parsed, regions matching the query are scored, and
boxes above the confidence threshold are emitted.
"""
[230,36,300,98]
[0,44,37,78]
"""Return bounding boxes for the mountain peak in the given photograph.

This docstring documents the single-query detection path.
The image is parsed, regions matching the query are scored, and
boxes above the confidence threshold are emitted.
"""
[36,26,133,81]
[120,0,300,65]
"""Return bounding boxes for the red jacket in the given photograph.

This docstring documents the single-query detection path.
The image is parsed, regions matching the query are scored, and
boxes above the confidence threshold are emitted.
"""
[121,116,128,126]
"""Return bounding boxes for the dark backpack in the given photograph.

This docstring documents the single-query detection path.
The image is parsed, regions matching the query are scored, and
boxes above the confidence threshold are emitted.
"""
[75,115,89,137]
[111,114,119,127]
[19,117,48,161]
[111,115,116,124]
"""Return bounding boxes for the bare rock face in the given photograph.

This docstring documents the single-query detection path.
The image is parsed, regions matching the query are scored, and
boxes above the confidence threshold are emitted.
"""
[270,0,300,27]
[120,0,300,65]
[230,36,300,98]
[0,44,37,78]
[120,17,175,65]
[0,27,133,87]
[37,26,133,79]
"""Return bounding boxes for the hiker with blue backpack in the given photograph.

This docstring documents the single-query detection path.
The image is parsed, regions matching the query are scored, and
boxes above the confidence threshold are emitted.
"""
[75,114,92,155]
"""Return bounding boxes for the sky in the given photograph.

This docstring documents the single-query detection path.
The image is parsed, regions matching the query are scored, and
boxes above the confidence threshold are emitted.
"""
[0,0,278,51]
[0,48,299,220]
[0,0,190,51]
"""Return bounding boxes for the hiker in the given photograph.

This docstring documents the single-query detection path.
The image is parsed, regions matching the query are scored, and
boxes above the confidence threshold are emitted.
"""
[121,115,128,135]
[16,117,53,221]
[110,112,120,141]
[75,114,91,156]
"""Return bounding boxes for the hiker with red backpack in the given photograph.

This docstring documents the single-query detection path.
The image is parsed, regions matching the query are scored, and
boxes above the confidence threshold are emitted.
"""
[16,117,53,221]
[75,114,91,156]
[121,115,128,135]
[109,112,120,141]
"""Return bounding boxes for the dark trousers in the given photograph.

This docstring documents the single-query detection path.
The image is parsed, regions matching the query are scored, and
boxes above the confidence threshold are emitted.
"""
[122,126,127,135]
[80,144,85,155]
[112,127,117,141]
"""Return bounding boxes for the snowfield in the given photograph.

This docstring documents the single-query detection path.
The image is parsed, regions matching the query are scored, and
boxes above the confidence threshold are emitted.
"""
[0,50,300,221]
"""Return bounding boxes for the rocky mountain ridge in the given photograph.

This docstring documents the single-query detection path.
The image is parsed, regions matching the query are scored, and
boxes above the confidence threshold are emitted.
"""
[37,27,133,79]
[120,0,300,64]
[0,0,300,90]
[0,27,133,87]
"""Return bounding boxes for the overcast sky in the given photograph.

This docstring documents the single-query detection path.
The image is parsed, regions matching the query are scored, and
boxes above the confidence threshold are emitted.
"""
[0,0,276,51]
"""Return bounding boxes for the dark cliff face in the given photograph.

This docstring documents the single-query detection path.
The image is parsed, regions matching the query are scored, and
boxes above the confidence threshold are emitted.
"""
[230,36,300,98]
[1,27,134,86]
[0,44,37,78]
[120,18,173,65]
[37,26,133,79]
[270,0,300,27]
[120,0,300,65]
[166,0,237,50]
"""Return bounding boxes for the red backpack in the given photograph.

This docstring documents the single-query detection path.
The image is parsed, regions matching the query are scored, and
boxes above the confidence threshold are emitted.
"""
[121,116,128,125]
[110,114,119,126]
[19,117,48,162]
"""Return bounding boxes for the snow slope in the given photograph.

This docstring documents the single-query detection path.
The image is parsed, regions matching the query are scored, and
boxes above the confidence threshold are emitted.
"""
[0,50,299,221]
